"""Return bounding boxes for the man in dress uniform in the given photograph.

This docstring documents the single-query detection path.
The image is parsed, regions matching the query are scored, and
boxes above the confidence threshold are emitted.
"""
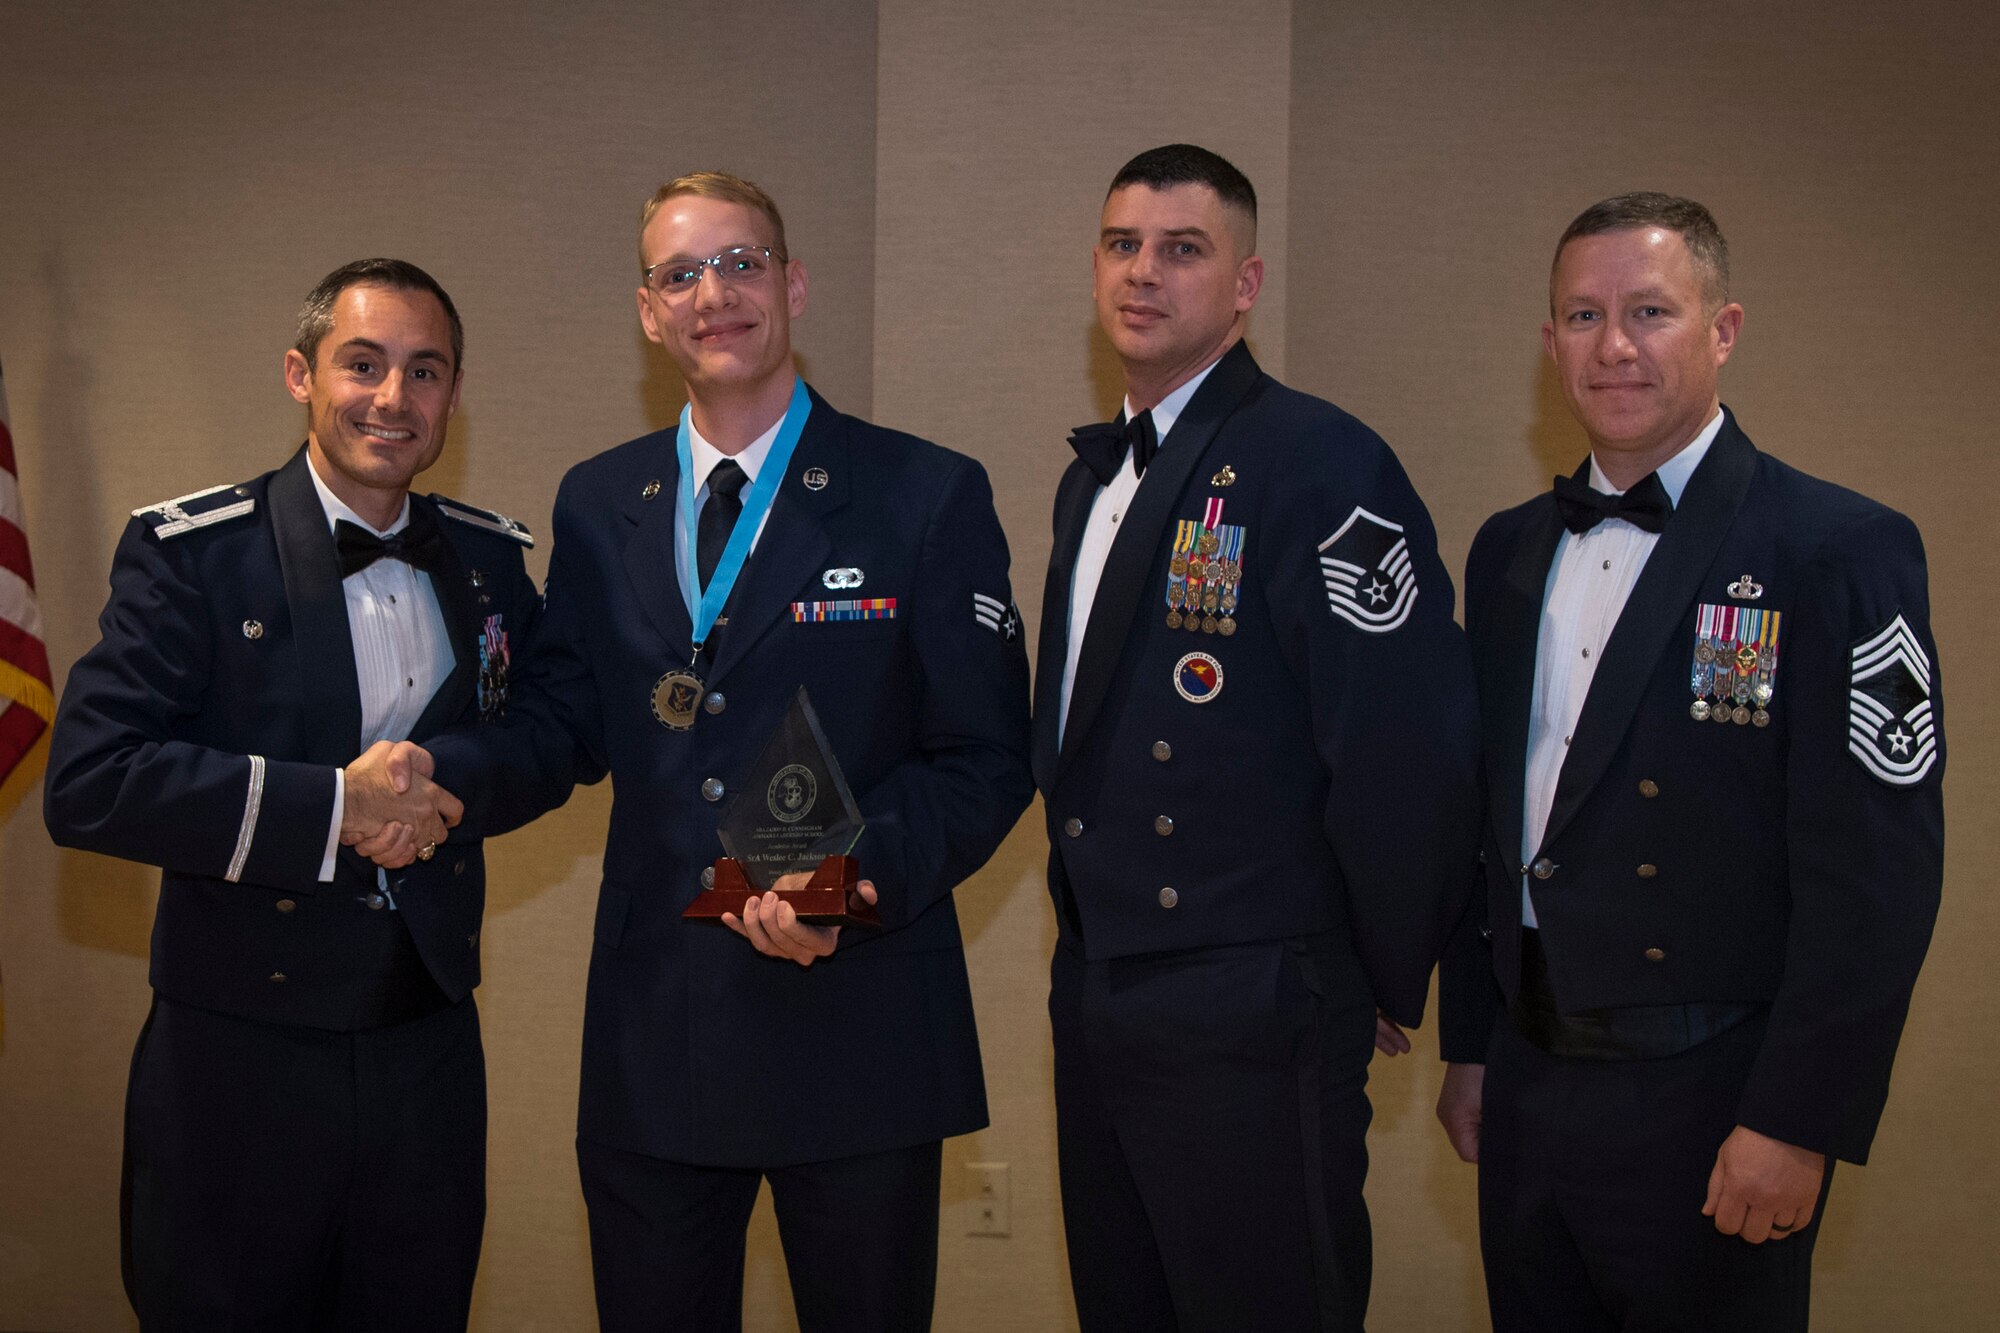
[1435,193,1944,1331]
[1033,143,1481,1331]
[44,258,541,1329]
[412,172,1031,1331]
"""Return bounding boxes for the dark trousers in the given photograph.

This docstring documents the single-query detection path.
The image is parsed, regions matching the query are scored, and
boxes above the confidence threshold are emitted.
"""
[122,994,486,1332]
[1479,1015,1830,1332]
[576,1135,944,1333]
[1050,934,1378,1333]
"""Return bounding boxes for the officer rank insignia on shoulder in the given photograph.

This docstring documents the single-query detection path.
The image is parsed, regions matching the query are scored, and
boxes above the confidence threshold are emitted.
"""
[1163,498,1246,636]
[431,495,534,547]
[1689,603,1781,726]
[1848,613,1937,786]
[132,483,255,539]
[1317,506,1416,633]
[973,592,1020,640]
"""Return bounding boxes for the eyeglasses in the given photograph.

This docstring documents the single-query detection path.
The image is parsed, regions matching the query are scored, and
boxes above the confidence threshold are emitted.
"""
[642,246,784,296]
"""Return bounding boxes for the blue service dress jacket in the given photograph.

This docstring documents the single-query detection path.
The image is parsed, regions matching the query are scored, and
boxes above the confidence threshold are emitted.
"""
[44,446,542,1027]
[1440,410,1944,1164]
[424,386,1033,1168]
[1032,342,1482,1026]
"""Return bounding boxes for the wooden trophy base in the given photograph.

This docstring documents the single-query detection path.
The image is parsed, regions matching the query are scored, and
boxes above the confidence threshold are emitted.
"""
[682,854,881,928]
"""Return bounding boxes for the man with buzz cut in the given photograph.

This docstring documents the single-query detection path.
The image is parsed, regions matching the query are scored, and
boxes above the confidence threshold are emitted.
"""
[409,172,1032,1332]
[1032,143,1481,1331]
[46,258,539,1329]
[1436,193,1944,1331]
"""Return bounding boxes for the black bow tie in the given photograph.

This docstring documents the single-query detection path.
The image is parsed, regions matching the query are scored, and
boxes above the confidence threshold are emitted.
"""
[334,508,448,578]
[1067,410,1158,486]
[1551,470,1673,535]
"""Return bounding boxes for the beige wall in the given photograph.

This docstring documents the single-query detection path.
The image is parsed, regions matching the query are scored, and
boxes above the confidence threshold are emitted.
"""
[2,2,1994,1329]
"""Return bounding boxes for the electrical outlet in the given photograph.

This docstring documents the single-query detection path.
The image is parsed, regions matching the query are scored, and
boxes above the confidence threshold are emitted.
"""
[966,1161,1010,1236]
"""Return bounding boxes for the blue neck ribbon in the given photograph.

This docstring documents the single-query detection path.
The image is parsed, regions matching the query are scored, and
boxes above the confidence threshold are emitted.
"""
[676,377,813,654]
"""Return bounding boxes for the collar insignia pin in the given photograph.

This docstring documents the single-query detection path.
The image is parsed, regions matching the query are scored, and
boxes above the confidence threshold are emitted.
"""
[802,466,829,491]
[641,479,661,500]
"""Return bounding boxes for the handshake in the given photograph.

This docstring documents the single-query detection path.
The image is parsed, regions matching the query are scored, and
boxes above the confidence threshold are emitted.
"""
[340,740,459,869]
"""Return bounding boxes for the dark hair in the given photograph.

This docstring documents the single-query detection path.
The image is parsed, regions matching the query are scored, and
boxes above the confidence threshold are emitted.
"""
[294,258,464,372]
[1108,144,1257,221]
[1553,193,1730,309]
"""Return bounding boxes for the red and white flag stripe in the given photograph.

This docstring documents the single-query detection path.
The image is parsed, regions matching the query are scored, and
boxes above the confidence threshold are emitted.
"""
[0,360,55,784]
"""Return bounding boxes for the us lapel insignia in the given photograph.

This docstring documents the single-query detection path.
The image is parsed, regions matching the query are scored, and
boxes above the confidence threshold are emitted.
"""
[822,567,864,590]
[1727,572,1764,600]
[477,613,511,721]
[1689,603,1782,726]
[1848,613,1936,785]
[802,466,830,491]
[1211,464,1237,487]
[1317,506,1417,634]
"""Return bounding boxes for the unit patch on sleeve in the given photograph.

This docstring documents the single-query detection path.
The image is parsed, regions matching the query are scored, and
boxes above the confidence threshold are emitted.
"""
[1317,507,1417,634]
[1848,613,1937,786]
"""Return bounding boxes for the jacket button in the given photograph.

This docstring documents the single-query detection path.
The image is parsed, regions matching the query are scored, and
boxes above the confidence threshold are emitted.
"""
[1151,741,1172,762]
[1479,926,1493,943]
[453,857,465,876]
[1644,947,1666,963]
[242,620,264,640]
[701,778,725,802]
[1158,886,1179,909]
[367,893,387,910]
[704,692,727,715]
[1636,864,1658,879]
[701,866,716,889]
[275,899,296,913]
[1064,817,1084,838]
[1638,779,1660,798]
[1531,857,1555,880]
[269,971,287,983]
[1154,815,1174,836]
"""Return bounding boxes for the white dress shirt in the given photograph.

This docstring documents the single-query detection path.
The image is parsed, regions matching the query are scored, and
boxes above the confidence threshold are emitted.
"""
[1057,356,1222,744]
[674,411,785,619]
[310,463,454,887]
[1520,408,1723,925]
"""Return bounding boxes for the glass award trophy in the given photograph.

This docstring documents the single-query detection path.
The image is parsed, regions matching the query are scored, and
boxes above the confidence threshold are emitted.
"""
[682,687,880,928]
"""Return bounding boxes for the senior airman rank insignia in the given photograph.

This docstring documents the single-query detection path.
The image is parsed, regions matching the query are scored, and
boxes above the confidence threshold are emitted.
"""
[477,613,511,721]
[1318,507,1417,633]
[1848,613,1937,786]
[1689,603,1782,726]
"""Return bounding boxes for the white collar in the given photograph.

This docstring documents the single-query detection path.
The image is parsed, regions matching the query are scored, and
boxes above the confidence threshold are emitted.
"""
[1123,352,1225,447]
[1588,407,1725,506]
[688,408,786,492]
[306,454,409,537]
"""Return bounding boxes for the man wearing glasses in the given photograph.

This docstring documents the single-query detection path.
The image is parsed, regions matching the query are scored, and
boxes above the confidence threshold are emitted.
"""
[417,173,1032,1331]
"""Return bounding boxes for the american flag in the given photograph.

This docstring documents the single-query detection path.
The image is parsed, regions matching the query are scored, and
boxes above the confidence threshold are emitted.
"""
[0,360,54,786]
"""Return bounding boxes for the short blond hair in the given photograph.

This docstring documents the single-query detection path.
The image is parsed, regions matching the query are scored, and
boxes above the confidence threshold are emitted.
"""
[637,171,788,270]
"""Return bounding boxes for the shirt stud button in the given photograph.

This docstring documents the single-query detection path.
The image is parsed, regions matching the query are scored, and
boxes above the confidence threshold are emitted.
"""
[1158,886,1179,909]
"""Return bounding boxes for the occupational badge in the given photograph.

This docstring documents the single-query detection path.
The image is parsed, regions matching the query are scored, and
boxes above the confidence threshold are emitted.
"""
[477,613,511,721]
[1688,603,1781,726]
[1172,651,1225,704]
[1848,613,1937,786]
[822,567,865,590]
[1317,507,1417,633]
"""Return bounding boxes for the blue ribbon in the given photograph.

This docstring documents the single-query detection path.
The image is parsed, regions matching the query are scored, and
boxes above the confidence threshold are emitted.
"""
[676,377,813,652]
